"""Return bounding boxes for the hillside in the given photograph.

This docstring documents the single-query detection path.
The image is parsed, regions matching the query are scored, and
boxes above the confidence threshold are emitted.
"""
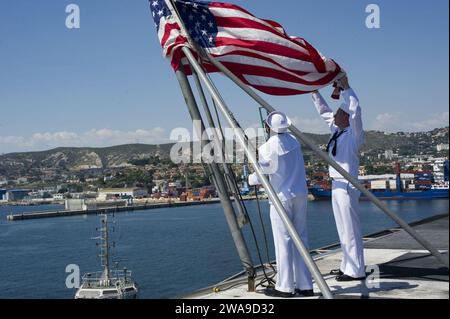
[301,127,449,156]
[0,127,448,178]
[0,144,173,177]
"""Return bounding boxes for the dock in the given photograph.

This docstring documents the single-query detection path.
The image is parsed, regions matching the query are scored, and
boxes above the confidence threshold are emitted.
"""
[6,199,222,221]
[186,213,449,299]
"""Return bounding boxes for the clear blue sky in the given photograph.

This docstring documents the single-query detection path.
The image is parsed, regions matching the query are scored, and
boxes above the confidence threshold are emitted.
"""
[0,0,448,153]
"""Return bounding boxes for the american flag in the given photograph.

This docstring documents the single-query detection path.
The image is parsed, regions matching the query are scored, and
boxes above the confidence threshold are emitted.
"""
[150,0,342,95]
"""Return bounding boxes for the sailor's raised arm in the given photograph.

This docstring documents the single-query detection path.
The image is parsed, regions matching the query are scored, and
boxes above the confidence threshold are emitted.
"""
[341,87,364,147]
[312,90,336,131]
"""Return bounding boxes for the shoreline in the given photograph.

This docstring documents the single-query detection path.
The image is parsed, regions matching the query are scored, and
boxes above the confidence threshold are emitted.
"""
[5,194,446,221]
[5,196,271,221]
[6,199,221,221]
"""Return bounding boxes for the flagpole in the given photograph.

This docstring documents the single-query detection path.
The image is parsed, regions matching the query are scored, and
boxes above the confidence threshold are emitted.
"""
[191,70,250,228]
[161,0,256,286]
[175,68,256,286]
[202,52,449,269]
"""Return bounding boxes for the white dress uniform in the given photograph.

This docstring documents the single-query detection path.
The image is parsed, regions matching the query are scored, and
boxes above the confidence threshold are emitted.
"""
[312,88,366,278]
[248,113,312,293]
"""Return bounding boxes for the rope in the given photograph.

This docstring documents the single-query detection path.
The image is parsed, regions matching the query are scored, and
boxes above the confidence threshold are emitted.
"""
[255,186,275,271]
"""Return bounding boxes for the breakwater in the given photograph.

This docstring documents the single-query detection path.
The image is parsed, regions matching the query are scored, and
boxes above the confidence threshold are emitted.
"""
[6,199,222,221]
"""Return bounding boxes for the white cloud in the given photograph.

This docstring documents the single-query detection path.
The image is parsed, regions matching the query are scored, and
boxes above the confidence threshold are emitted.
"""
[371,112,449,132]
[0,127,169,154]
[371,113,402,131]
[410,112,449,131]
[83,128,167,145]
[32,131,79,142]
[247,117,330,134]
[0,136,26,145]
[290,116,330,134]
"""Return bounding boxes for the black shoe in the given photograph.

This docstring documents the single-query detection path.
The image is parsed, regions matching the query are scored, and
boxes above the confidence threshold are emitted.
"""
[335,274,366,282]
[264,288,295,298]
[329,269,344,276]
[295,289,314,297]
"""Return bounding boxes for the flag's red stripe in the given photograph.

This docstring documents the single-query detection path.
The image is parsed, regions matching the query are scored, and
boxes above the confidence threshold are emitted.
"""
[220,61,340,86]
[210,2,309,50]
[170,49,184,71]
[165,35,187,56]
[211,49,310,77]
[211,50,310,76]
[215,17,284,37]
[262,19,284,31]
[209,2,253,16]
[161,22,180,47]
[302,39,326,73]
[215,37,315,65]
[168,39,338,85]
[174,52,219,74]
[216,36,331,74]
[222,68,309,95]
[251,86,309,96]
[156,1,341,96]
[216,17,309,51]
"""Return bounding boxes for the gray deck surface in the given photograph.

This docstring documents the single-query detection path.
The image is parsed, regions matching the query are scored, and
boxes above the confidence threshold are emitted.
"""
[365,216,449,250]
[189,214,449,299]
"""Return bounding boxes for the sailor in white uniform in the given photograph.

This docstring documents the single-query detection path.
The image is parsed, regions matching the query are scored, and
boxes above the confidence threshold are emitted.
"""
[312,75,366,281]
[248,111,313,297]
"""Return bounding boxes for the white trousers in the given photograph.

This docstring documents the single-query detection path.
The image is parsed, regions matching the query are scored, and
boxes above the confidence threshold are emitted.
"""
[270,196,313,293]
[332,180,365,278]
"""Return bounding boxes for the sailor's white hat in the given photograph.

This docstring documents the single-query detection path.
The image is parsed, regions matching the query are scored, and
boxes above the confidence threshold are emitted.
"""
[266,111,292,133]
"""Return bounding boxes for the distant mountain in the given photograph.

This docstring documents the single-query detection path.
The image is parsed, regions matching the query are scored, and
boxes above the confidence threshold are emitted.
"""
[360,127,449,156]
[0,127,448,177]
[0,144,174,176]
[301,127,449,157]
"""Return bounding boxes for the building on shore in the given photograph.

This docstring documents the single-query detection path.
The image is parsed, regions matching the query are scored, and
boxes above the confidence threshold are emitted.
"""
[65,198,128,211]
[53,193,65,200]
[5,189,31,201]
[97,188,149,201]
[437,143,449,152]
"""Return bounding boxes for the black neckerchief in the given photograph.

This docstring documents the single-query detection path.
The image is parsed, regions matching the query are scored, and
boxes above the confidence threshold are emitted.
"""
[326,129,347,156]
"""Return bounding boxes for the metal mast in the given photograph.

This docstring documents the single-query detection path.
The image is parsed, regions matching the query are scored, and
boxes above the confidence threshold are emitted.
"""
[175,68,256,287]
[99,214,111,284]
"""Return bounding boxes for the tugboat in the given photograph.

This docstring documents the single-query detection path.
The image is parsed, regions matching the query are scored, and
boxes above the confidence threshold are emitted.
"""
[75,214,138,299]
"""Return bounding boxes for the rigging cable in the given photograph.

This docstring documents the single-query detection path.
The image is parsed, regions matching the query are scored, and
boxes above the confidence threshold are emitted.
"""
[210,97,276,288]
[190,53,276,288]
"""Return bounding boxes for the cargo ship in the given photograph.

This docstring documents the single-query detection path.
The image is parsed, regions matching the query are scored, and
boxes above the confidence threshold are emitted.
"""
[310,163,449,200]
[310,183,449,200]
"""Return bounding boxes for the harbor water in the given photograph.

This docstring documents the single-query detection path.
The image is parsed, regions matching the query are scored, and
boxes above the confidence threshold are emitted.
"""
[0,199,448,299]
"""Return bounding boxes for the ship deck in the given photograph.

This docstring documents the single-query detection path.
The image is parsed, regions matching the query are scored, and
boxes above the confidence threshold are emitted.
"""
[186,214,449,299]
